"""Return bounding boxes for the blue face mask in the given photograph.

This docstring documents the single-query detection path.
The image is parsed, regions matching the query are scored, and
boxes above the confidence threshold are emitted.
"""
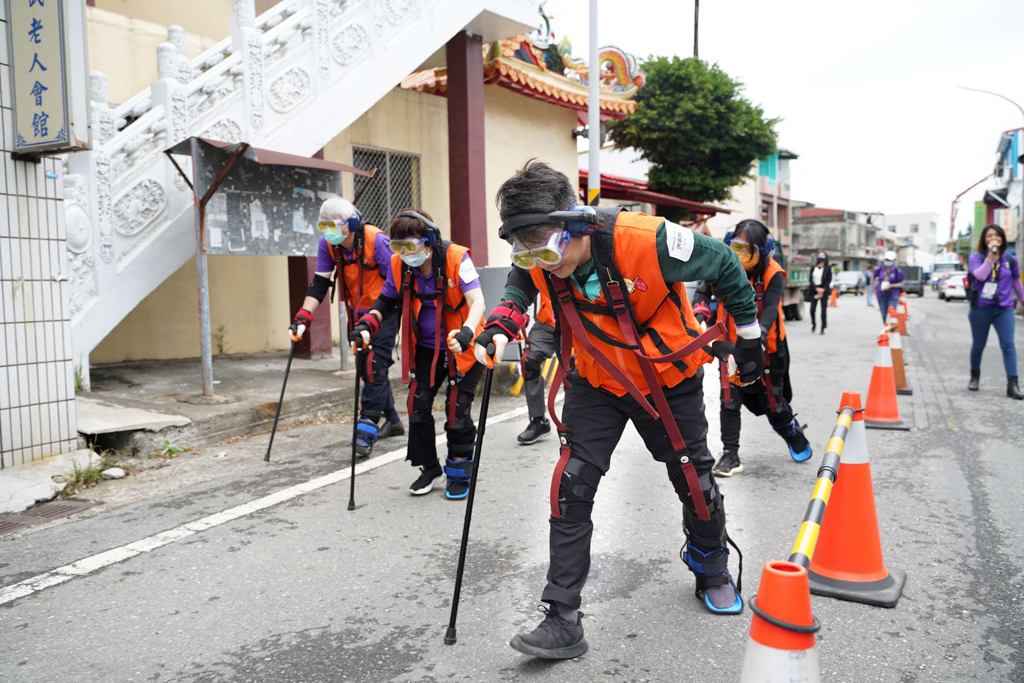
[323,227,345,245]
[401,251,428,268]
[883,260,894,267]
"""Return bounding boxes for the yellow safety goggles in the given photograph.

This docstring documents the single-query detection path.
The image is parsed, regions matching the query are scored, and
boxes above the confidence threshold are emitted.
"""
[729,238,753,256]
[317,220,342,233]
[389,237,429,255]
[510,229,571,269]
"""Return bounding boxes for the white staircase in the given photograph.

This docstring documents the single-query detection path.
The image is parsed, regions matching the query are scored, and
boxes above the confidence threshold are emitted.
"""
[65,0,534,383]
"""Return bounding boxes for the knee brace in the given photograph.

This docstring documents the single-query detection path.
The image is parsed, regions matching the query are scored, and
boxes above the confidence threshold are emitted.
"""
[522,350,545,380]
[409,411,435,426]
[447,388,476,432]
[555,457,603,522]
[668,465,724,517]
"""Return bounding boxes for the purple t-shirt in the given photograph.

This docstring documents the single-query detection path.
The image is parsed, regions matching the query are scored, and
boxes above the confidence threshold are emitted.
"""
[381,252,480,348]
[314,231,392,313]
[968,251,1021,309]
[873,265,904,297]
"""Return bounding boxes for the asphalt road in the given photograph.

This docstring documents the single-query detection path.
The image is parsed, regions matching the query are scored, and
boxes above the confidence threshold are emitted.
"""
[1,291,1021,682]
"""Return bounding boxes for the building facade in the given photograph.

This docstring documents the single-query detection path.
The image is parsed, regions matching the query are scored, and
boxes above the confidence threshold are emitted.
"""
[976,127,1022,250]
[885,212,939,257]
[792,205,905,272]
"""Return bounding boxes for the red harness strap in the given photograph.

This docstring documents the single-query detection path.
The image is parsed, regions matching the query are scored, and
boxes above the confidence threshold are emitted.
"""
[720,276,775,413]
[548,276,725,522]
[399,263,460,427]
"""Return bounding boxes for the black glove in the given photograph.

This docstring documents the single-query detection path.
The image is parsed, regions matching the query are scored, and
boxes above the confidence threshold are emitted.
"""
[733,335,765,385]
[452,325,473,352]
[290,308,313,342]
[348,314,381,349]
[760,324,769,347]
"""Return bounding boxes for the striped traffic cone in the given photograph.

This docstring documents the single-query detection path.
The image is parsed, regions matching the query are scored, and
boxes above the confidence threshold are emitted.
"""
[828,287,838,307]
[808,400,907,607]
[888,323,912,396]
[864,331,910,430]
[740,561,821,683]
[896,294,909,336]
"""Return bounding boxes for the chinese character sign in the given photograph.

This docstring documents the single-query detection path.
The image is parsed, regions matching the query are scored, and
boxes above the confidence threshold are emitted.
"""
[6,0,70,152]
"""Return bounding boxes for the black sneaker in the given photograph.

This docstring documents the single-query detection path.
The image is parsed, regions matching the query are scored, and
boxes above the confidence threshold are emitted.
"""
[409,463,442,495]
[713,452,743,477]
[509,605,588,659]
[517,417,551,445]
[378,420,405,439]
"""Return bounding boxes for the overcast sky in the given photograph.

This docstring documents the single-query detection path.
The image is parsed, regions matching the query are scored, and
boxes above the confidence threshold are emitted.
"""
[543,0,1024,245]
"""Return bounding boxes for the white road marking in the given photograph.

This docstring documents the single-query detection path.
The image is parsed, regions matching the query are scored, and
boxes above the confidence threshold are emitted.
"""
[0,400,547,607]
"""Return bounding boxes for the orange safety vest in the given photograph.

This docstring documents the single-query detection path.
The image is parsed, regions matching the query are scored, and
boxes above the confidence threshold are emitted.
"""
[530,211,712,397]
[391,242,483,377]
[536,295,555,327]
[327,224,387,312]
[720,258,787,355]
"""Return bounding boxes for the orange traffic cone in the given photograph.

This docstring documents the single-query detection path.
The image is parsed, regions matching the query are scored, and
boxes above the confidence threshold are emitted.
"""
[896,294,909,335]
[888,323,912,396]
[864,331,910,430]
[808,401,906,607]
[828,287,838,307]
[740,561,821,682]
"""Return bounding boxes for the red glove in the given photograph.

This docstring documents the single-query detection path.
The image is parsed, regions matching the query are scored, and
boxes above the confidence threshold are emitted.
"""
[290,308,313,342]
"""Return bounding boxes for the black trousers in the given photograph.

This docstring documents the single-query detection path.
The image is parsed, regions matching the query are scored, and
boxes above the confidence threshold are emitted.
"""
[720,354,795,456]
[523,323,557,420]
[406,344,484,468]
[542,371,729,609]
[356,312,400,424]
[808,295,827,329]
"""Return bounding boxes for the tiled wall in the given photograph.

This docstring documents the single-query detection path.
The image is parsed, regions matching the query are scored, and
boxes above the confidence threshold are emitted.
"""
[0,13,77,469]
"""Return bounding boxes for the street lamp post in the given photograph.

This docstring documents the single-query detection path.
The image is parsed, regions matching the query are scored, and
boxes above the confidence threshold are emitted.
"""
[959,86,1024,263]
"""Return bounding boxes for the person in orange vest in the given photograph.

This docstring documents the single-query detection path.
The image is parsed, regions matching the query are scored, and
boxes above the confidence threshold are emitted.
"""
[350,209,486,500]
[474,161,762,659]
[517,295,557,444]
[289,198,403,458]
[692,219,812,478]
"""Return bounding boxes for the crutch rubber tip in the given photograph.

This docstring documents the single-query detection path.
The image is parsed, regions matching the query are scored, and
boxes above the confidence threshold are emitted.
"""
[347,499,356,511]
[444,627,457,645]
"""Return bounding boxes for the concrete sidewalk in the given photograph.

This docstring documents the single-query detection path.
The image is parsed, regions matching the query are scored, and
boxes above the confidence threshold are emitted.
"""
[82,348,404,450]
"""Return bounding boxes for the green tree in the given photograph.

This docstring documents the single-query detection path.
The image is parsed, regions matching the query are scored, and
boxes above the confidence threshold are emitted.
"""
[608,56,779,219]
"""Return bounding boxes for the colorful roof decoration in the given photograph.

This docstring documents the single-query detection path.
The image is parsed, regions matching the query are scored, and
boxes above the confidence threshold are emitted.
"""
[401,34,644,121]
[579,170,731,217]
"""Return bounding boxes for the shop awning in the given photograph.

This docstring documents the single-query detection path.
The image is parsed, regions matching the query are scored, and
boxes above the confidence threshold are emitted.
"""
[578,170,731,216]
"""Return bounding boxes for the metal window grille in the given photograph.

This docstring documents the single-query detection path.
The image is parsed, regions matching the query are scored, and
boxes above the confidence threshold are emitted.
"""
[351,146,422,230]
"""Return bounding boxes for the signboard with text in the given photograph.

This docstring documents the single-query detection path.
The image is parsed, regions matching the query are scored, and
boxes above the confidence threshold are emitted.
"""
[5,0,88,153]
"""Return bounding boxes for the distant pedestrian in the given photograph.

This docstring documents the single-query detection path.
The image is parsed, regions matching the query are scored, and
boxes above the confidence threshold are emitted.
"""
[516,296,556,445]
[873,250,903,322]
[807,251,831,334]
[865,267,875,307]
[966,224,1024,399]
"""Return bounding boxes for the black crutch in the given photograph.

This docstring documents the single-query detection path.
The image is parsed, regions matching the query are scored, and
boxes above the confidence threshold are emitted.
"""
[263,341,297,463]
[348,342,365,511]
[444,345,496,645]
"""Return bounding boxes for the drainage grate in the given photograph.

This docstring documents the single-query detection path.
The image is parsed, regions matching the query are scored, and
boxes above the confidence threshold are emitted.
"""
[0,500,96,537]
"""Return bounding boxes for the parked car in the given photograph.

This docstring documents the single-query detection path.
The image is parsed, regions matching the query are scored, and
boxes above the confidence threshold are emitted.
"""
[942,273,969,301]
[834,270,867,295]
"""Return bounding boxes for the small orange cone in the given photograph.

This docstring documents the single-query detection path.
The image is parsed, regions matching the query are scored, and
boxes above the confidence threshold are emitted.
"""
[740,561,821,682]
[888,324,912,396]
[864,331,910,430]
[809,401,907,607]
[828,287,838,307]
[896,294,909,335]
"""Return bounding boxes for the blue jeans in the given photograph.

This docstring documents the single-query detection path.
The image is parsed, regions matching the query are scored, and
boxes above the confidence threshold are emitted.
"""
[877,291,899,322]
[968,305,1018,376]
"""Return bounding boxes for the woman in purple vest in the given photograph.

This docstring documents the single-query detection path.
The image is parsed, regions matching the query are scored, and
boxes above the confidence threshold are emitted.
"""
[967,224,1024,399]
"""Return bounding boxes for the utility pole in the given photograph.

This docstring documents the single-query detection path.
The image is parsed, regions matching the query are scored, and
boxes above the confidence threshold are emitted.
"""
[693,0,699,58]
[587,0,600,206]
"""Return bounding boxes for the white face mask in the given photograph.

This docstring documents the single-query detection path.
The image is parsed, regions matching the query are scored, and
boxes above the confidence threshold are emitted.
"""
[401,251,428,267]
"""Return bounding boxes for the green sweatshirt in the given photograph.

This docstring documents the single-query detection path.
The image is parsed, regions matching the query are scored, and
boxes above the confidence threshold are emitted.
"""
[500,220,757,327]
